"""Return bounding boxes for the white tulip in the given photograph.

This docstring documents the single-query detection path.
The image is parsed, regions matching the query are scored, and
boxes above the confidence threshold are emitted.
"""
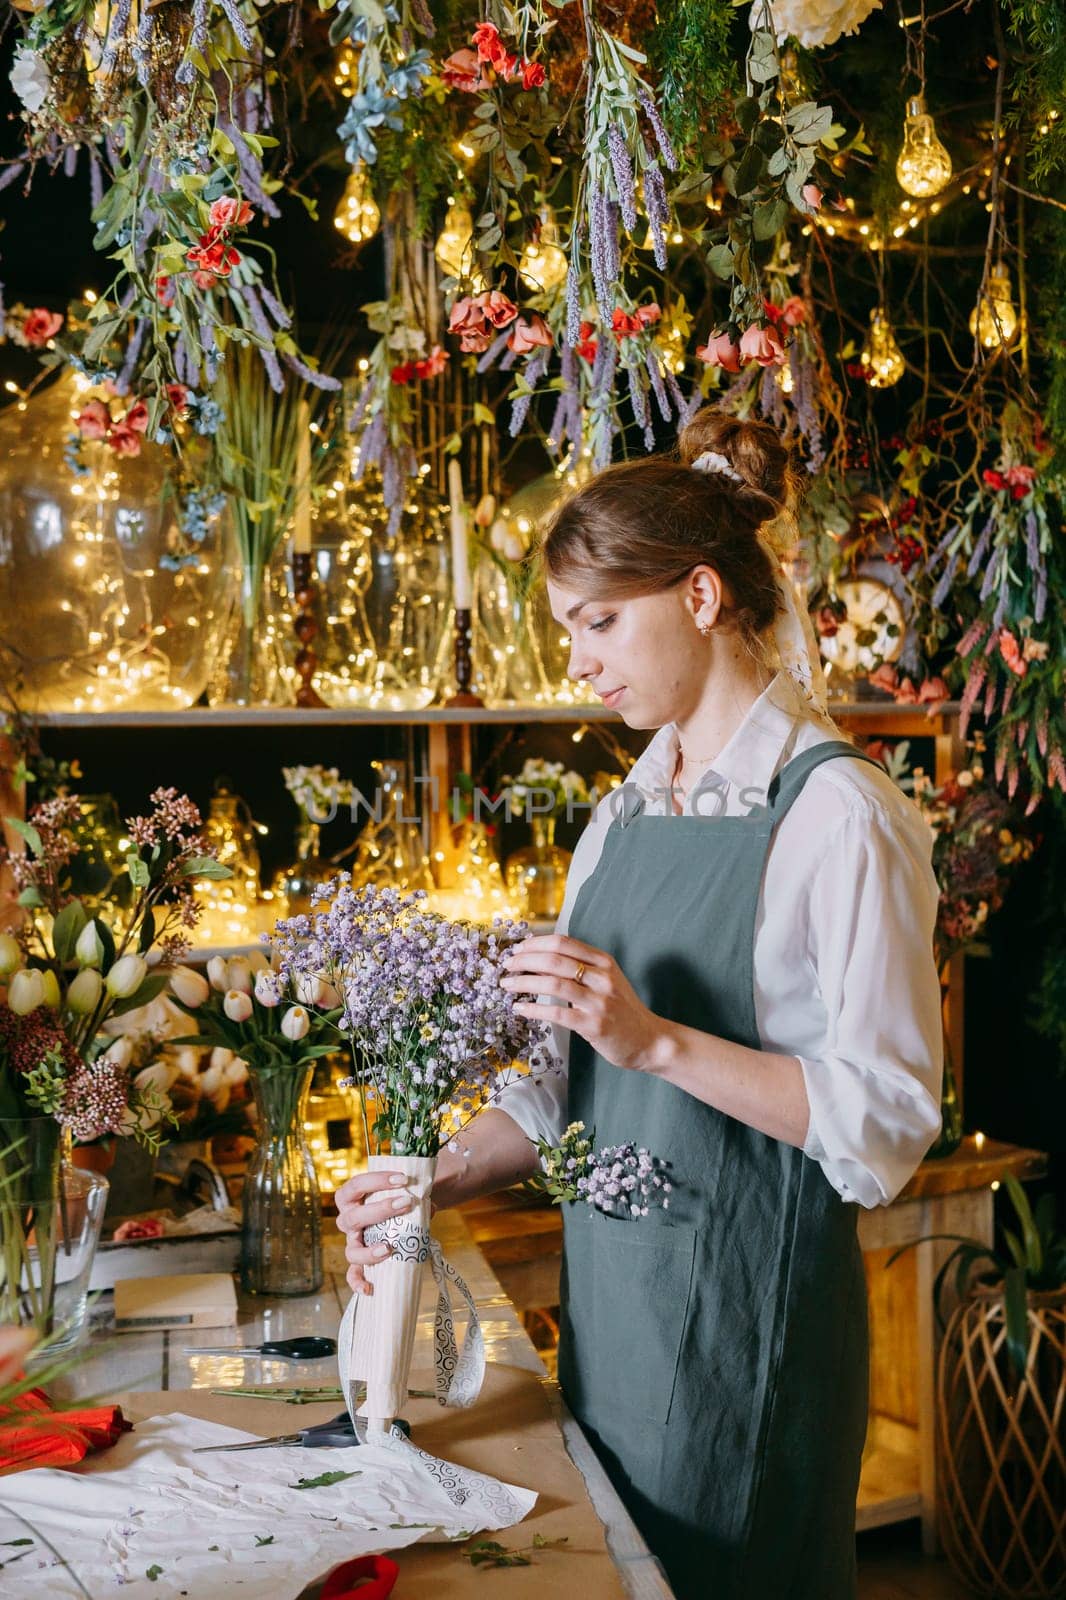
[199,1061,227,1097]
[168,965,209,1007]
[40,969,61,1008]
[7,968,46,1015]
[223,988,253,1023]
[209,1047,236,1073]
[134,1059,180,1096]
[206,955,229,992]
[105,954,147,999]
[172,1046,202,1080]
[74,921,104,969]
[254,969,283,1007]
[221,1056,249,1087]
[0,934,22,976]
[247,949,270,973]
[225,957,254,994]
[295,974,327,1007]
[280,1005,310,1042]
[100,1035,134,1071]
[66,967,103,1014]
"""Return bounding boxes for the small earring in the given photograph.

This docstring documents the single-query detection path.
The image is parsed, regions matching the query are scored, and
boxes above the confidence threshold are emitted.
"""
[697,619,713,637]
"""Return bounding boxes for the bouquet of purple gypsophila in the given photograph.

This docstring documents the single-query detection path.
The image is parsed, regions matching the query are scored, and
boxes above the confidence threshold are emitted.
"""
[270,879,553,1158]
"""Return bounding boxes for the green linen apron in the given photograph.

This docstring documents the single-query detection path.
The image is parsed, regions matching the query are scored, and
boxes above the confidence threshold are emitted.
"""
[559,740,880,1600]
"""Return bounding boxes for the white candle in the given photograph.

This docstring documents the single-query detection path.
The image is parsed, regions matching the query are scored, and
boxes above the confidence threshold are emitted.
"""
[448,457,472,609]
[293,401,312,555]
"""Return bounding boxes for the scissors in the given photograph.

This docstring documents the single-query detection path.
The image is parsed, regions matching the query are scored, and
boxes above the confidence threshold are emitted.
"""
[193,1409,412,1453]
[182,1337,338,1360]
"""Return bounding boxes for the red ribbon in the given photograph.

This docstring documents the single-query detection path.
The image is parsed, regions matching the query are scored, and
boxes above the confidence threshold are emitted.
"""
[320,1555,400,1599]
[0,1387,132,1473]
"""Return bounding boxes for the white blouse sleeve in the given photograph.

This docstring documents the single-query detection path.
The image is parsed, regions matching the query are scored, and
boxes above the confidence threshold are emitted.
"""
[491,794,614,1147]
[796,796,944,1208]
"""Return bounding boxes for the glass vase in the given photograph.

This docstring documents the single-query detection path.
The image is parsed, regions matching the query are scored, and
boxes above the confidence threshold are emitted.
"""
[270,819,337,919]
[207,561,290,707]
[474,556,553,707]
[0,373,231,712]
[350,759,435,895]
[241,1067,322,1296]
[0,1118,108,1347]
[926,1032,964,1160]
[505,815,573,920]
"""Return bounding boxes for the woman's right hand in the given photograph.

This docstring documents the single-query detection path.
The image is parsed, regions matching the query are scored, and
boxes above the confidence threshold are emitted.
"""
[334,1169,415,1296]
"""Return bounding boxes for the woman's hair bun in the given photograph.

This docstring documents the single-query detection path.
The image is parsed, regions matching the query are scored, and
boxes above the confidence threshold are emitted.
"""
[678,406,792,517]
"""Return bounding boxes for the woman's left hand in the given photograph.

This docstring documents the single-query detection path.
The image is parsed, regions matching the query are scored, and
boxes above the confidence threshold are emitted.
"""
[500,933,667,1073]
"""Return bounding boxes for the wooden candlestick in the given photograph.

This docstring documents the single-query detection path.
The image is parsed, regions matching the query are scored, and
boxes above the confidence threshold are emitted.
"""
[292,551,327,708]
[444,607,484,707]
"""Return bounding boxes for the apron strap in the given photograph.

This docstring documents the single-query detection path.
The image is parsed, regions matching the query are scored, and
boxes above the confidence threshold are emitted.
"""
[766,739,884,827]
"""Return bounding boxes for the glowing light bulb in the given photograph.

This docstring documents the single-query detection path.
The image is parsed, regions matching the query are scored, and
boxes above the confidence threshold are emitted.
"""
[333,163,380,244]
[434,198,481,284]
[518,208,568,292]
[895,96,952,198]
[968,260,1019,350]
[860,307,906,388]
[334,44,358,96]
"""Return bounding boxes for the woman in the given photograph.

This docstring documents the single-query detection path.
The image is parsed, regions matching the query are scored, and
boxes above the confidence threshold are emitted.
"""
[336,408,943,1600]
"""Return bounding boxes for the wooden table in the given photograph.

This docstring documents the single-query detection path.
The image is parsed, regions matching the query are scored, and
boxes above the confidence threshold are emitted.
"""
[463,1138,1049,1556]
[60,1211,673,1600]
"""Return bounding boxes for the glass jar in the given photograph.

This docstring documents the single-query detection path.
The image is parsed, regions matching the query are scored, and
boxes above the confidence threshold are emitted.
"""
[207,559,292,707]
[271,819,337,919]
[350,759,435,894]
[474,554,554,707]
[0,1117,108,1346]
[196,785,265,946]
[505,815,573,920]
[241,1067,322,1296]
[0,373,230,711]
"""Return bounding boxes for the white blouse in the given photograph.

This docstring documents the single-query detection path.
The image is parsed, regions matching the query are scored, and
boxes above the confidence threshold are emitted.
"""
[495,672,944,1209]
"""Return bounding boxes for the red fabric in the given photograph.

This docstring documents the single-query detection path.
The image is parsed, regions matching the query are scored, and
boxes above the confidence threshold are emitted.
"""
[320,1554,400,1599]
[0,1385,132,1473]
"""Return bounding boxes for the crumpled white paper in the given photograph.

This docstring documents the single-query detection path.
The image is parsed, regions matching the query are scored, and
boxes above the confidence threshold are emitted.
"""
[0,1413,536,1598]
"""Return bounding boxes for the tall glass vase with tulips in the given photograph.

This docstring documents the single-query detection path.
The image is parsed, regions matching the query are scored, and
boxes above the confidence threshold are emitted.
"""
[0,788,231,1341]
[167,953,340,1295]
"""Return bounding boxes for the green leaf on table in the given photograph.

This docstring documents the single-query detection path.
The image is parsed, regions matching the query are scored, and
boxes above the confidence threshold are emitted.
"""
[208,1546,219,1552]
[532,1535,569,1551]
[146,1565,163,1582]
[254,1534,275,1546]
[465,1540,531,1568]
[288,1469,360,1490]
[1,1540,32,1548]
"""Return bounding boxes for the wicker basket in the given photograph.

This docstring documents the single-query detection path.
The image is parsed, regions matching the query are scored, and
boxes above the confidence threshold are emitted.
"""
[936,1285,1066,1598]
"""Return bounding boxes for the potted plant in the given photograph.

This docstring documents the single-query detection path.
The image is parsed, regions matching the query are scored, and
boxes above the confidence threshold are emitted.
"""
[894,1175,1066,1598]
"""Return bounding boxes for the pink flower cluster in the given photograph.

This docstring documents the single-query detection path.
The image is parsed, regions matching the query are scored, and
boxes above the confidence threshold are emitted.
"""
[391,345,449,385]
[442,23,546,93]
[125,786,204,850]
[982,464,1038,501]
[447,291,552,358]
[61,1056,129,1142]
[75,389,150,458]
[697,324,786,371]
[868,664,950,708]
[185,196,254,290]
[8,306,63,348]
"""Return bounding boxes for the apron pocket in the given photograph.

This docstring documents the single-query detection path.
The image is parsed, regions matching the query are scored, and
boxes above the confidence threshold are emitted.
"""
[563,1208,698,1427]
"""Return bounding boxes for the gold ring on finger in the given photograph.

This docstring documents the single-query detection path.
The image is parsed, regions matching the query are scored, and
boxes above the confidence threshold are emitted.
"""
[573,961,587,985]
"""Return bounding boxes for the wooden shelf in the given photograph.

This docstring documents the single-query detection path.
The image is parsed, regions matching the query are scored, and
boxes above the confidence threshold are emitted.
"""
[32,699,960,731]
[857,1414,923,1531]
